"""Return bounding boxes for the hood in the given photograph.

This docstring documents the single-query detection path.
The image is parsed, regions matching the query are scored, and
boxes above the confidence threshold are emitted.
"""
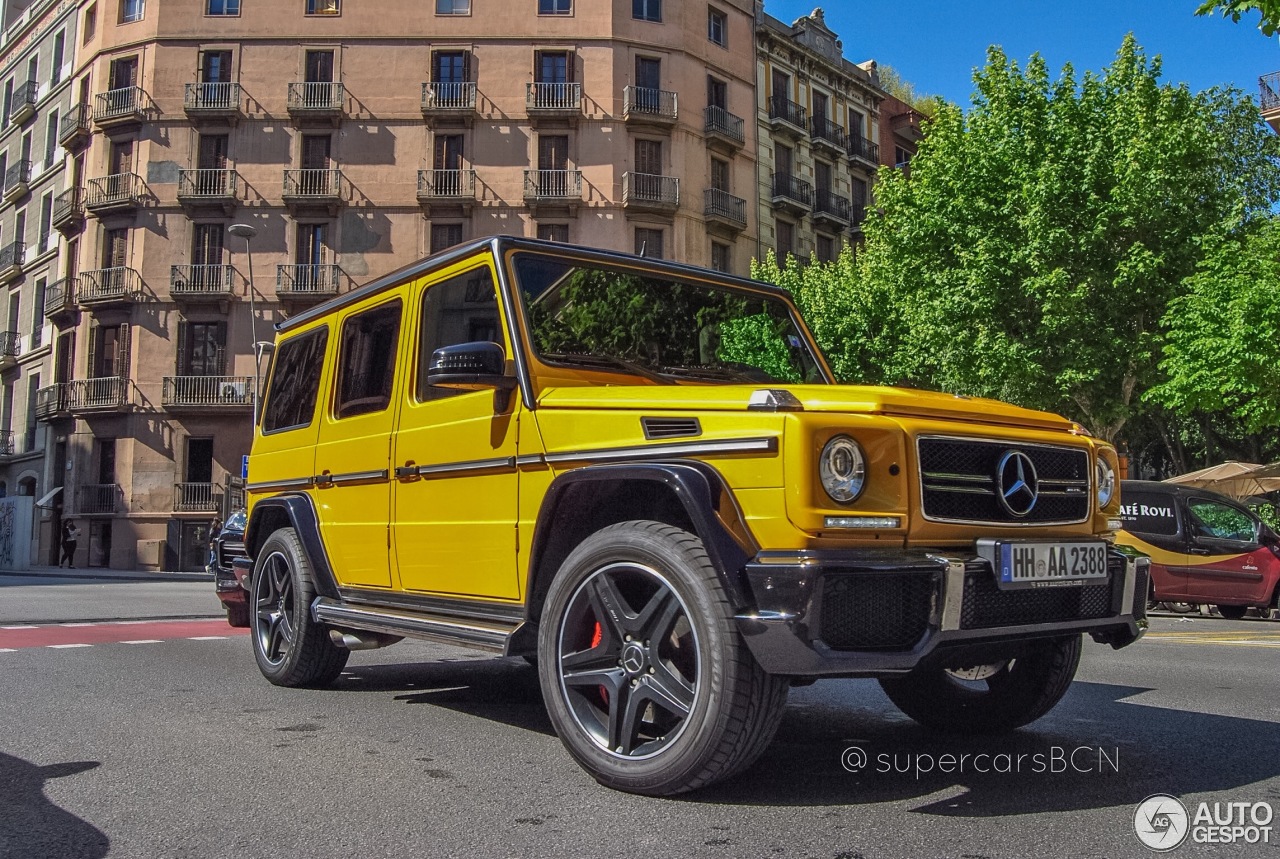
[537,384,1078,433]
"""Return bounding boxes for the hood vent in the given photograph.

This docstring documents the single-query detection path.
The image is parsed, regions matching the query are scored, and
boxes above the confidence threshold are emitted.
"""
[641,417,702,440]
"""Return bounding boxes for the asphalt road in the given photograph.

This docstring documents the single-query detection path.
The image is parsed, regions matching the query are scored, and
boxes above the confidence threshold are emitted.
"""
[1,580,1278,859]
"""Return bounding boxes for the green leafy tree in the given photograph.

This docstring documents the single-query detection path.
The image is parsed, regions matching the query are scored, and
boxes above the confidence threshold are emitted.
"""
[1148,217,1280,433]
[1195,1,1280,35]
[854,36,1280,441]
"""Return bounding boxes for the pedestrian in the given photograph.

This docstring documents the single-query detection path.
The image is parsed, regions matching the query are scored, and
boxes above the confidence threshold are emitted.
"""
[60,520,81,568]
[207,518,222,571]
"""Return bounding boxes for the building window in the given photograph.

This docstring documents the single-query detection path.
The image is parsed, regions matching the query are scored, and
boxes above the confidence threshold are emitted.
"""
[89,323,129,378]
[305,0,340,14]
[432,50,471,83]
[635,227,663,259]
[710,157,729,192]
[633,0,661,22]
[708,7,727,46]
[816,234,835,263]
[31,278,46,348]
[776,220,794,260]
[177,321,226,376]
[710,241,730,273]
[707,76,727,110]
[84,4,97,42]
[1,80,11,131]
[539,0,571,13]
[894,145,912,168]
[430,223,463,254]
[849,109,865,139]
[207,0,240,13]
[537,224,568,242]
[119,0,144,24]
[635,139,662,176]
[44,111,59,170]
[436,0,470,14]
[51,31,65,85]
[37,193,52,254]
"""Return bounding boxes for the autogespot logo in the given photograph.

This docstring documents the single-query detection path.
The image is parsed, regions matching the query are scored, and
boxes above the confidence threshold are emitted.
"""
[1135,794,1190,852]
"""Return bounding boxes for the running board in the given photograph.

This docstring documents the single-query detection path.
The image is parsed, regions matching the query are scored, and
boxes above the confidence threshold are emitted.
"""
[312,597,524,654]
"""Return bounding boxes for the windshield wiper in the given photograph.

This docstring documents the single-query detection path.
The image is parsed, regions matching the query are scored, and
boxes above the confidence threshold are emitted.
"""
[541,353,673,385]
[658,363,779,383]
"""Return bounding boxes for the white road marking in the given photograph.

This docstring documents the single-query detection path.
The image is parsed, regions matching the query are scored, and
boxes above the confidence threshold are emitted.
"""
[2,625,36,630]
[60,622,95,627]
[121,640,163,645]
[0,648,16,652]
[187,636,228,641]
[47,643,92,649]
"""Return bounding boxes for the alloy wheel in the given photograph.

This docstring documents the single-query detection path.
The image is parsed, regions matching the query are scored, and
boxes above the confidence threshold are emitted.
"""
[254,551,296,666]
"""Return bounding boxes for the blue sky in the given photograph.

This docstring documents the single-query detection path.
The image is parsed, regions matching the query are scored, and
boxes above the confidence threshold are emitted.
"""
[765,1,1280,106]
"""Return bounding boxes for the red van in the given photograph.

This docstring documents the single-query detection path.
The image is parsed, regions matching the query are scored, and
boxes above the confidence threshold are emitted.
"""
[1116,480,1280,618]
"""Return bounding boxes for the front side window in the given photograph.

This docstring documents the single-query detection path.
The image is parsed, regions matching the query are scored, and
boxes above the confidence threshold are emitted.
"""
[335,300,401,419]
[120,0,144,23]
[207,0,240,14]
[708,7,727,46]
[436,0,470,14]
[516,254,826,385]
[263,327,329,432]
[539,0,571,13]
[416,268,501,402]
[633,0,661,22]
[1188,499,1257,543]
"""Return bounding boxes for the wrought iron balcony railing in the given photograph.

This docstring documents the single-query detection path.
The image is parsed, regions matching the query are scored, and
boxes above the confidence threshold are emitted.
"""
[94,86,147,124]
[771,172,813,207]
[811,117,848,151]
[178,169,238,201]
[1261,71,1280,112]
[768,95,807,131]
[704,106,745,146]
[59,103,92,147]
[52,188,84,232]
[79,267,143,304]
[282,168,342,200]
[421,81,477,112]
[703,188,747,228]
[163,376,253,409]
[171,264,234,297]
[9,80,37,124]
[0,242,25,278]
[287,82,345,114]
[77,482,121,515]
[183,82,242,114]
[277,263,341,297]
[44,277,79,317]
[523,169,582,200]
[68,378,130,412]
[0,331,20,361]
[623,86,677,122]
[526,82,582,113]
[173,482,223,513]
[815,189,851,223]
[417,169,476,199]
[3,159,32,200]
[622,172,679,208]
[848,135,880,165]
[85,172,145,212]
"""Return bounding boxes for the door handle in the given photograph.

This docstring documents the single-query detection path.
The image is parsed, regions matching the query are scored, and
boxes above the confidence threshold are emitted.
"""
[1188,547,1211,556]
[394,462,419,481]
[314,470,333,488]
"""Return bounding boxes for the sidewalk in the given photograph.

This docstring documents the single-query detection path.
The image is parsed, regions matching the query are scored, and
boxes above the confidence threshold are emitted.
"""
[0,564,214,583]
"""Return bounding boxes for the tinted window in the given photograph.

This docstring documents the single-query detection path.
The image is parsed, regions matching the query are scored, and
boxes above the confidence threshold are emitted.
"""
[263,327,328,433]
[335,300,401,419]
[1118,492,1178,536]
[416,268,501,402]
[1187,498,1256,542]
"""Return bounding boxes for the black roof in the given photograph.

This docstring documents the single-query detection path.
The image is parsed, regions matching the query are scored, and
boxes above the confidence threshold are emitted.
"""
[277,236,793,333]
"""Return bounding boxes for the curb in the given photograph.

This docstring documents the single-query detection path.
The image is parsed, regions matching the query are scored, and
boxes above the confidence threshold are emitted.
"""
[0,567,215,584]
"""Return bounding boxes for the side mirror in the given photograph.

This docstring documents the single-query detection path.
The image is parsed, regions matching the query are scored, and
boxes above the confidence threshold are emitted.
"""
[427,341,517,409]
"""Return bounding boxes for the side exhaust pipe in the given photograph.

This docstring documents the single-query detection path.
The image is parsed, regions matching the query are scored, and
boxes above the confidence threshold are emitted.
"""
[329,629,403,651]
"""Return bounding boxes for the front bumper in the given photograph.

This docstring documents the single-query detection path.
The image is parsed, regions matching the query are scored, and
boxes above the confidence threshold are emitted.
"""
[735,546,1148,677]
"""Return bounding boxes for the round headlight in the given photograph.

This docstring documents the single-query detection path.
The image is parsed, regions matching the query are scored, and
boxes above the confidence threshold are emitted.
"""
[820,435,866,504]
[1096,457,1116,509]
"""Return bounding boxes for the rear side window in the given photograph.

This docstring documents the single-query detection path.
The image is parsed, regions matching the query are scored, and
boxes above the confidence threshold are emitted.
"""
[1118,492,1178,536]
[262,327,329,433]
[335,300,402,419]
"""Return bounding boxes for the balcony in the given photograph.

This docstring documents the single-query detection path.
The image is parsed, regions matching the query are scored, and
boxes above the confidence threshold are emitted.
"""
[44,276,79,319]
[8,80,37,126]
[1263,72,1280,132]
[768,96,807,138]
[77,482,122,515]
[810,117,848,156]
[68,377,130,414]
[183,82,243,122]
[163,376,252,413]
[416,169,476,214]
[0,242,24,284]
[814,189,851,227]
[771,172,812,215]
[79,267,144,306]
[94,86,149,129]
[703,188,746,233]
[848,135,880,168]
[4,159,32,204]
[526,83,582,123]
[85,173,146,215]
[287,82,345,124]
[177,169,239,213]
[704,106,745,152]
[421,82,476,124]
[59,103,92,149]
[0,331,19,368]
[171,264,234,301]
[277,263,341,301]
[622,172,679,214]
[36,383,70,420]
[282,168,344,213]
[891,109,925,143]
[173,481,224,513]
[523,169,582,213]
[0,430,13,456]
[52,188,84,235]
[623,86,677,128]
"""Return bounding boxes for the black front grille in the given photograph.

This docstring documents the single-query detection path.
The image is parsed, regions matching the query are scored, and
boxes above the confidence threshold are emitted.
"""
[959,554,1124,629]
[217,539,246,570]
[918,437,1090,525]
[819,573,937,651]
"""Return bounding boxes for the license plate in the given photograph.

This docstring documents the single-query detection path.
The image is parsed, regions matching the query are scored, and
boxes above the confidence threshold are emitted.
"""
[990,541,1109,590]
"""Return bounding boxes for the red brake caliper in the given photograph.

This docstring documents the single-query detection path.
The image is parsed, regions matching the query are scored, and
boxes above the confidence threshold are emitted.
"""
[592,621,609,707]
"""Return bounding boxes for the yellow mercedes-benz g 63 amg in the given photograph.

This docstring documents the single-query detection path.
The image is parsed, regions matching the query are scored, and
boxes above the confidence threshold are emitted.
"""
[237,237,1147,795]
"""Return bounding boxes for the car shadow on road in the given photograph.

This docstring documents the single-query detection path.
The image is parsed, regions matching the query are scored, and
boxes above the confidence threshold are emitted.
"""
[0,753,108,858]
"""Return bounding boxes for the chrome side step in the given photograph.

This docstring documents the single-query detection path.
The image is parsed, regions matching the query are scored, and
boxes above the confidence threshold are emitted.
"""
[312,597,522,654]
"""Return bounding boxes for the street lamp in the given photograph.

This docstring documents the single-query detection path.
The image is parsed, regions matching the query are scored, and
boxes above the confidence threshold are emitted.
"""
[227,223,263,424]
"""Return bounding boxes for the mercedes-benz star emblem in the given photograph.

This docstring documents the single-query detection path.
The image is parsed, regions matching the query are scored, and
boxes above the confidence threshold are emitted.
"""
[622,643,647,675]
[996,451,1039,517]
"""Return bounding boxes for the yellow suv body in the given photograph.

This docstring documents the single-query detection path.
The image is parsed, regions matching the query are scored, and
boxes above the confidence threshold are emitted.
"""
[238,237,1146,795]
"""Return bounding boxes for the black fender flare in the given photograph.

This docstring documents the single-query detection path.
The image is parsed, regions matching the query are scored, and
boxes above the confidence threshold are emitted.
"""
[243,494,340,599]
[525,460,759,620]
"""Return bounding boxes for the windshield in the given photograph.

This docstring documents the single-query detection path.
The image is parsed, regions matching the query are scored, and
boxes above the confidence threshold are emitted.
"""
[513,254,828,385]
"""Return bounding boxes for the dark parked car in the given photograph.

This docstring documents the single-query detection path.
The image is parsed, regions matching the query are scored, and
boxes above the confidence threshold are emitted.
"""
[209,510,249,627]
[1116,480,1280,619]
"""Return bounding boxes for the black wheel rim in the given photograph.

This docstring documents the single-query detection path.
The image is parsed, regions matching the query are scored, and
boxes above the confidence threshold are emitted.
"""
[556,562,700,760]
[254,551,296,667]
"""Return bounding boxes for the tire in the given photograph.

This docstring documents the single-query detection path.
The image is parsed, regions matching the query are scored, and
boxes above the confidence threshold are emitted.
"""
[250,527,348,687]
[537,520,788,795]
[879,634,1082,734]
[226,603,250,628]
[1216,604,1248,620]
